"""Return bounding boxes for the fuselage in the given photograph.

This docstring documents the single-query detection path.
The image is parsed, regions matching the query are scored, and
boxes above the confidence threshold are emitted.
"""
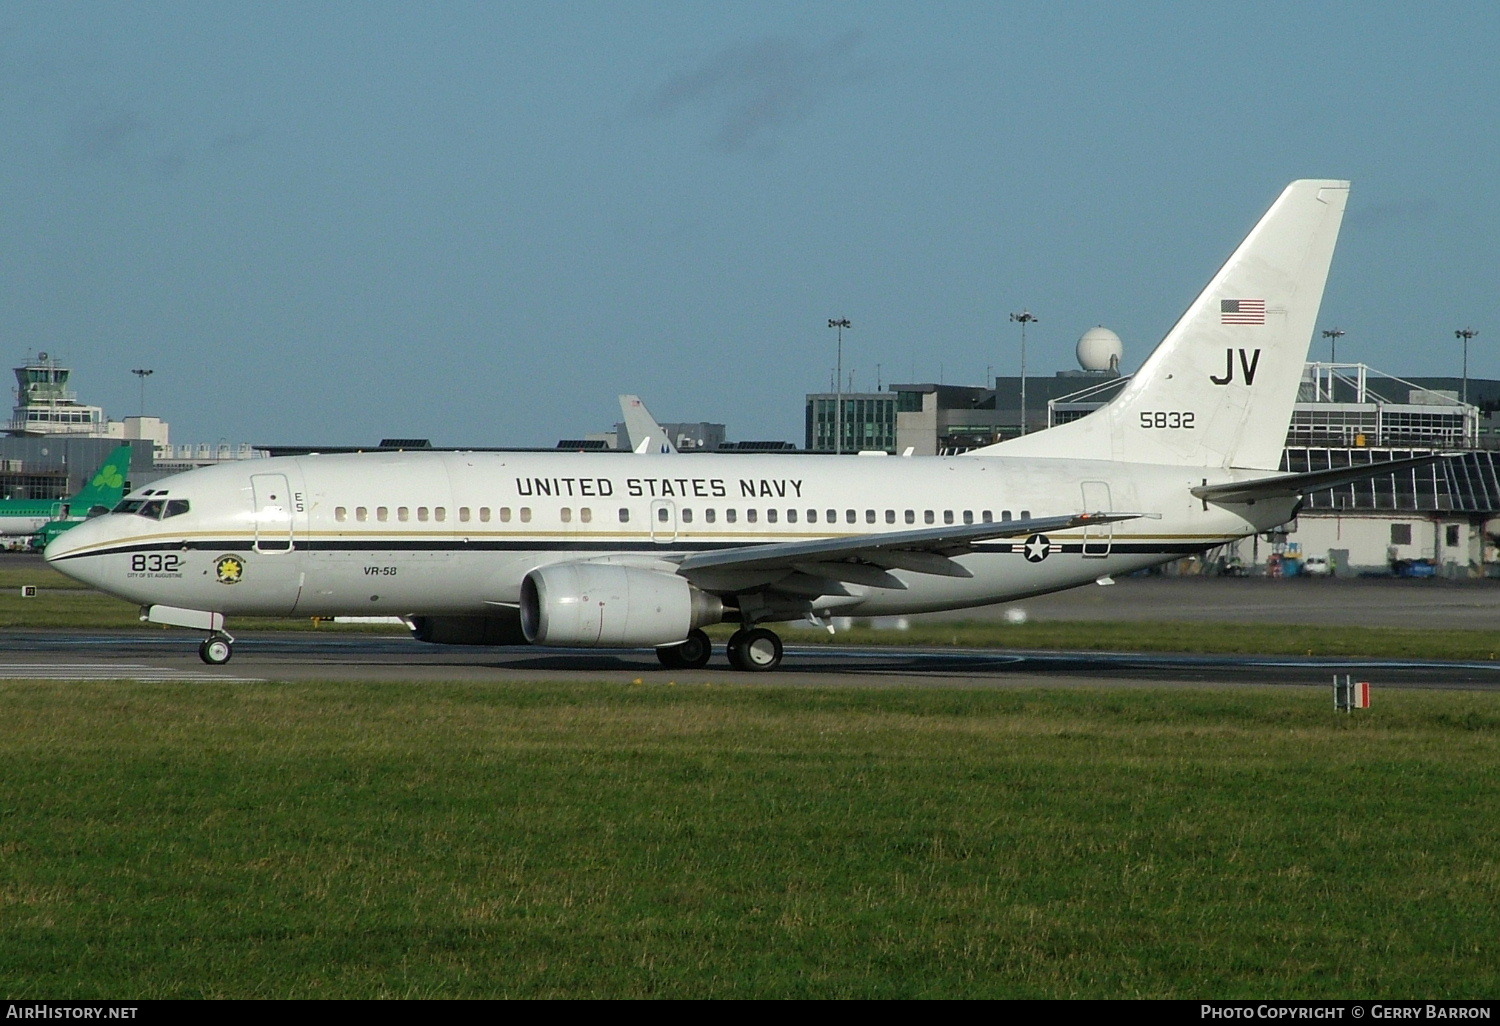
[44,450,1291,621]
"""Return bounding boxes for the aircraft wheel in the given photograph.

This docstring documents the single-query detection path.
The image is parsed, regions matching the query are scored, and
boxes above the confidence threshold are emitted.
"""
[656,629,713,670]
[199,636,233,666]
[726,627,782,672]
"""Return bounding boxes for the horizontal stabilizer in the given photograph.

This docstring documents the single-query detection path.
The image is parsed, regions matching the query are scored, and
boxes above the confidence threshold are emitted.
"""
[1191,453,1454,504]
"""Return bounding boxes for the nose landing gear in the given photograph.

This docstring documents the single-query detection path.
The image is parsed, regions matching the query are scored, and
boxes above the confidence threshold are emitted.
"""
[199,631,235,665]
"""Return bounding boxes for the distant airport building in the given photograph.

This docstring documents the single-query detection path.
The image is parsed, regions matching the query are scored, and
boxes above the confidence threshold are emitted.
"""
[1,353,263,500]
[804,392,897,453]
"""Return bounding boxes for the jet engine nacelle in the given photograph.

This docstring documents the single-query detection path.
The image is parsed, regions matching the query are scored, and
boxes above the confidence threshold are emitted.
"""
[520,563,724,648]
[408,610,529,647]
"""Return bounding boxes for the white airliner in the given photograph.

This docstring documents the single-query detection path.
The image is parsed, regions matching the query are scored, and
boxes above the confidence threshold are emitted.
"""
[45,180,1430,670]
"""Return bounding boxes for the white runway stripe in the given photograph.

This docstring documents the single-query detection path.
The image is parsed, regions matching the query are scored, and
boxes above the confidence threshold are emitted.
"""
[0,663,264,683]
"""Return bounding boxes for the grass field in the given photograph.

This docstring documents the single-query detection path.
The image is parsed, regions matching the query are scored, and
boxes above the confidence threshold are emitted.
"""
[1,681,1496,998]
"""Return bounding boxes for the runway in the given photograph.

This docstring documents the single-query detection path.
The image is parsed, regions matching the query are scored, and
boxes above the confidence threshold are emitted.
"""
[6,569,1500,690]
[4,629,1500,691]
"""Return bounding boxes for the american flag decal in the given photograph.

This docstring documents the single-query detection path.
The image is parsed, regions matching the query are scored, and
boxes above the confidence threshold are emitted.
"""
[1221,299,1266,324]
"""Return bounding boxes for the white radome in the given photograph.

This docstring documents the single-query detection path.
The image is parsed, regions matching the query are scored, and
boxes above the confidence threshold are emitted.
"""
[1077,326,1124,373]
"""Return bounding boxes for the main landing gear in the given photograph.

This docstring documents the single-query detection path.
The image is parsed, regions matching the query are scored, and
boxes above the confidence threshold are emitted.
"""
[199,631,235,665]
[653,626,785,672]
[726,627,783,671]
[655,628,713,669]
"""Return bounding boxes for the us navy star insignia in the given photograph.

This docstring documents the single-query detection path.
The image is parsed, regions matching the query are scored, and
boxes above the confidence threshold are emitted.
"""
[1023,534,1051,562]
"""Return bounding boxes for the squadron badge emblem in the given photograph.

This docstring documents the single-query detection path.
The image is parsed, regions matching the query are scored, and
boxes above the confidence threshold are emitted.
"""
[214,555,244,585]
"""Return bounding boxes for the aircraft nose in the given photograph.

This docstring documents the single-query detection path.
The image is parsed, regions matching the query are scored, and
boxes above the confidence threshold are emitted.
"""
[43,516,111,577]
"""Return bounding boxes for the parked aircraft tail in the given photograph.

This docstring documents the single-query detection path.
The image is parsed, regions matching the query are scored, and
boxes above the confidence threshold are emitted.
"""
[620,395,678,454]
[977,179,1349,470]
[68,443,133,515]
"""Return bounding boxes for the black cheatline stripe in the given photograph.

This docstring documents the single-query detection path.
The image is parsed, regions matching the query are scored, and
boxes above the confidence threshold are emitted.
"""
[52,538,1217,561]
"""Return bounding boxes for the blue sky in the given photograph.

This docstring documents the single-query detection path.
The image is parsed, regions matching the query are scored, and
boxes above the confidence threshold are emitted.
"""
[2,1,1497,447]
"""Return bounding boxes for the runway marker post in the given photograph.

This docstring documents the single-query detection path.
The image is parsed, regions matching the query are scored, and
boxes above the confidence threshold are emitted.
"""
[1333,674,1371,712]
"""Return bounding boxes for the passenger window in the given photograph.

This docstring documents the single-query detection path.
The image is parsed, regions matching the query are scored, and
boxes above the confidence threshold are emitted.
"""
[807,509,818,524]
[1021,510,1031,519]
[519,508,531,523]
[865,510,876,524]
[766,509,777,524]
[944,510,955,525]
[377,507,388,522]
[356,507,368,522]
[982,511,993,523]
[705,509,716,523]
[747,509,758,524]
[826,509,836,523]
[459,507,470,523]
[924,510,934,524]
[657,507,669,522]
[499,507,512,523]
[619,508,630,523]
[1002,510,1012,521]
[726,509,737,523]
[480,507,491,523]
[905,510,915,524]
[561,507,573,523]
[787,509,798,524]
[435,507,446,522]
[885,510,895,524]
[417,507,429,522]
[963,510,974,524]
[682,508,694,524]
[580,508,592,524]
[335,506,347,522]
[845,510,856,524]
[398,507,410,522]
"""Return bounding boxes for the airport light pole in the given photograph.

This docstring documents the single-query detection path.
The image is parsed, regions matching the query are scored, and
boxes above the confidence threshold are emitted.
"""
[1456,328,1478,405]
[1322,327,1345,364]
[131,368,153,417]
[829,319,851,453]
[1010,311,1037,436]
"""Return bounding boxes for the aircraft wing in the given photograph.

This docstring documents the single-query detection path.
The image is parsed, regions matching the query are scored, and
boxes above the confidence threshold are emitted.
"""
[674,512,1139,592]
[1191,453,1454,504]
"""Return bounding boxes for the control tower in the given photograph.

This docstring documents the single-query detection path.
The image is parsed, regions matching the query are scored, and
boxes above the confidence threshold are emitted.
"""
[6,353,108,437]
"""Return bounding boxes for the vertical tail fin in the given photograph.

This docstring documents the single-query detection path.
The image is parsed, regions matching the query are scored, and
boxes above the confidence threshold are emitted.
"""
[68,443,133,513]
[619,395,678,454]
[977,180,1349,469]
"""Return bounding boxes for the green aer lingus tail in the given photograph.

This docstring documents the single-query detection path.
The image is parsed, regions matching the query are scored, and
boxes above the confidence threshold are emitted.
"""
[0,443,134,546]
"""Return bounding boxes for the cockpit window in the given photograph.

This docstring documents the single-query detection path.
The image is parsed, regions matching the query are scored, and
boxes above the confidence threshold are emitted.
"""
[112,499,145,514]
[162,499,190,518]
[138,500,165,519]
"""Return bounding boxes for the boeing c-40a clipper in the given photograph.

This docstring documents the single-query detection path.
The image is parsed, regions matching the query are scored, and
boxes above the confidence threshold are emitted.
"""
[47,180,1427,669]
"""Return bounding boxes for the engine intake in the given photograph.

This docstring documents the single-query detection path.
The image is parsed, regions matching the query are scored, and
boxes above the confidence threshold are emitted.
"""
[520,563,723,648]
